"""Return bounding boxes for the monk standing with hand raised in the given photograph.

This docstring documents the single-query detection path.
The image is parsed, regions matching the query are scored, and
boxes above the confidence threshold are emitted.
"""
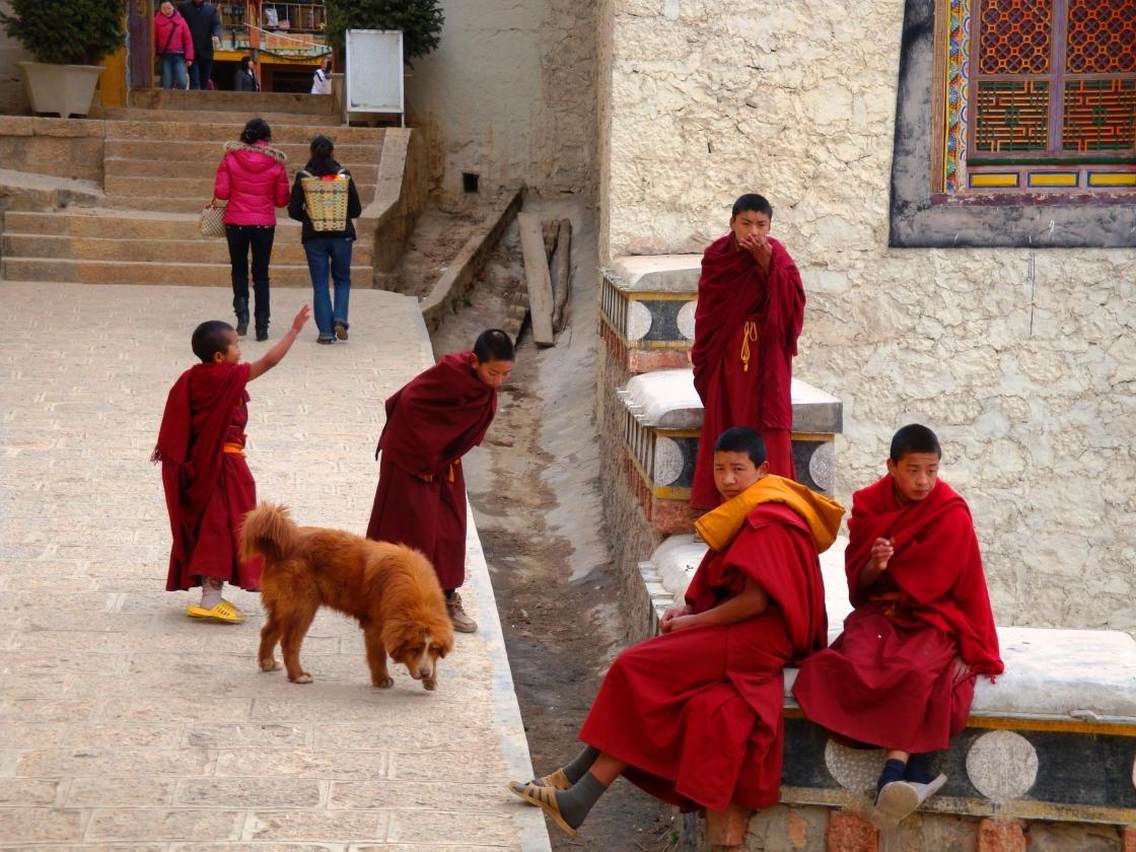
[691,193,805,509]
[366,329,514,633]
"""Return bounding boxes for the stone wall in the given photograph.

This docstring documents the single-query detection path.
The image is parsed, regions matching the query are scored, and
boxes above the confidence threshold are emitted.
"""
[406,0,597,201]
[0,1,30,115]
[597,0,1136,634]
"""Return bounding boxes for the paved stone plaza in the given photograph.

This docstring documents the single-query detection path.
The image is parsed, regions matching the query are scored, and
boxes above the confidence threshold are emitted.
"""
[0,281,550,850]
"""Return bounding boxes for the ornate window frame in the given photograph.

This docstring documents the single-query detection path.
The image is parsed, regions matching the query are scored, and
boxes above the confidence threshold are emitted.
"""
[889,0,1136,247]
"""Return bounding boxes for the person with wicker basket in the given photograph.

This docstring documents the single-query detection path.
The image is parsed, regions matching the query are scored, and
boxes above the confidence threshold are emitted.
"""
[288,135,363,344]
[213,118,290,341]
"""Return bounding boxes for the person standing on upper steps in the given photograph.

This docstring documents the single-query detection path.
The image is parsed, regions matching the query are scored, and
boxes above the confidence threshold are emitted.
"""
[177,0,222,90]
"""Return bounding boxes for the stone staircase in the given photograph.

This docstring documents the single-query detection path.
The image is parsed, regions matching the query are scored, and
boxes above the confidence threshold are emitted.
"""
[1,92,383,288]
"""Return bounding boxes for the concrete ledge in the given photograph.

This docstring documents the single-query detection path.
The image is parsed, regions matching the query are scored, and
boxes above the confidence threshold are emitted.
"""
[0,116,106,183]
[420,189,524,330]
[0,169,103,214]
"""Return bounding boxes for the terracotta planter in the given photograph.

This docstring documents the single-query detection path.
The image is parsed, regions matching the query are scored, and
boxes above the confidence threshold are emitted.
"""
[18,61,104,119]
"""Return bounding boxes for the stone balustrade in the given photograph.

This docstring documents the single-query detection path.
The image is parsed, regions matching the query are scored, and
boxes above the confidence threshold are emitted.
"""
[615,368,842,533]
[599,254,700,374]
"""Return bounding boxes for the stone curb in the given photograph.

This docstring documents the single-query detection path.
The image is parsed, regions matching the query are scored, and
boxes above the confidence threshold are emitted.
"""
[420,188,525,330]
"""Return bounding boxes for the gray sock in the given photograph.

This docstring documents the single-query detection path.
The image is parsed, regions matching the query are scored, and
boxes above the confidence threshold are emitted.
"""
[200,577,223,608]
[562,746,600,785]
[555,771,608,829]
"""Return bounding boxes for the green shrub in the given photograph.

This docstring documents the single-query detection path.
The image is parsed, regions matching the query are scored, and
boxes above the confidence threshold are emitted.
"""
[326,0,444,63]
[0,0,126,66]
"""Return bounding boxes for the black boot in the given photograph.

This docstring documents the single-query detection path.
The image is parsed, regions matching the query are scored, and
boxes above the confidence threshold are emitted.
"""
[255,323,268,342]
[234,297,249,337]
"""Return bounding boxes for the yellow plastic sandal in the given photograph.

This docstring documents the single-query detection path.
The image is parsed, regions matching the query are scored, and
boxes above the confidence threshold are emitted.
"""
[506,768,571,798]
[517,782,578,837]
[185,599,246,624]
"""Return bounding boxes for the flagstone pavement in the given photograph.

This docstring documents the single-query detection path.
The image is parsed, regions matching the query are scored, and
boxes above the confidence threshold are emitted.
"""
[0,280,551,851]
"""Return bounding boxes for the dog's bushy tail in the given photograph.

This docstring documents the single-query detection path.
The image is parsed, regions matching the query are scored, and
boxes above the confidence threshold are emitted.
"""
[241,502,300,565]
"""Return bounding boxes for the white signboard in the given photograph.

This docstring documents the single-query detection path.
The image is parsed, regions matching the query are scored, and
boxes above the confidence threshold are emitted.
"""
[345,29,404,120]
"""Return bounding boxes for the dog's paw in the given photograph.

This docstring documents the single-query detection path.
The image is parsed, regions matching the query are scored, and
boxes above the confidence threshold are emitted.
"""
[290,673,313,684]
[422,677,437,692]
[259,659,279,672]
[373,676,394,689]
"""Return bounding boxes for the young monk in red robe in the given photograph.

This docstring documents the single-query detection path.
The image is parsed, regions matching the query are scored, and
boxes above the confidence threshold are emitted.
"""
[154,305,311,623]
[690,193,806,510]
[793,424,1004,830]
[507,427,844,837]
[366,329,514,633]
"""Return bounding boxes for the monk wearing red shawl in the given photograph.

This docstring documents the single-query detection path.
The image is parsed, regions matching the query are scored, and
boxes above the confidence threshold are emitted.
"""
[793,424,1003,830]
[154,306,310,623]
[366,329,514,633]
[508,427,844,838]
[691,193,806,510]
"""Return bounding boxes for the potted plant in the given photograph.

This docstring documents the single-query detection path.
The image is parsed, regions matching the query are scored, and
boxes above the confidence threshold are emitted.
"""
[0,0,126,118]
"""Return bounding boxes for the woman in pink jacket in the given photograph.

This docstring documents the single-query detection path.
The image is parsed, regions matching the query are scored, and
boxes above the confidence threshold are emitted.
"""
[213,118,290,341]
[154,2,194,90]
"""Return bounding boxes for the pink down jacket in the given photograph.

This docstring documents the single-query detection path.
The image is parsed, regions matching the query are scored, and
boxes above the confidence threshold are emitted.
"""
[153,11,194,61]
[213,141,290,226]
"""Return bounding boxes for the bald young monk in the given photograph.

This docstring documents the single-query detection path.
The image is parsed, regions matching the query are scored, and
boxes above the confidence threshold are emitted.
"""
[793,424,1003,830]
[366,329,514,633]
[690,193,806,510]
[508,427,843,837]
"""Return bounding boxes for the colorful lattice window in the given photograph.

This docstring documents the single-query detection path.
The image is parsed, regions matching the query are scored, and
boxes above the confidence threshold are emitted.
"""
[942,0,1136,193]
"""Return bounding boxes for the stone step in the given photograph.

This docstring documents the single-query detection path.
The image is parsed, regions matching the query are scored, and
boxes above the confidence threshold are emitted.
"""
[2,233,373,266]
[104,157,380,184]
[100,193,375,214]
[1,257,373,288]
[2,210,285,239]
[128,89,339,116]
[103,174,377,201]
[103,108,346,127]
[105,120,384,145]
[104,138,381,164]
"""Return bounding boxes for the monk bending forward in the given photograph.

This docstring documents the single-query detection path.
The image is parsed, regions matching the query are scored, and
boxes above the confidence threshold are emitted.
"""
[507,427,844,837]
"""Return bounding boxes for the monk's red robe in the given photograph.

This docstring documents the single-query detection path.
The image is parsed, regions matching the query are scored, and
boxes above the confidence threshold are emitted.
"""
[793,477,1004,753]
[154,361,262,592]
[691,234,805,509]
[578,502,828,812]
[365,351,497,591]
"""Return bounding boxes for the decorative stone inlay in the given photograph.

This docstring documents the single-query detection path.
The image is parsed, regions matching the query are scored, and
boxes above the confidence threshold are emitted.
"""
[653,435,685,486]
[824,739,885,792]
[808,441,836,492]
[626,300,653,341]
[965,730,1039,802]
[676,300,697,341]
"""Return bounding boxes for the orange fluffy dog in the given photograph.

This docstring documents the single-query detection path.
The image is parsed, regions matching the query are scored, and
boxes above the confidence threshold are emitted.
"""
[241,503,453,690]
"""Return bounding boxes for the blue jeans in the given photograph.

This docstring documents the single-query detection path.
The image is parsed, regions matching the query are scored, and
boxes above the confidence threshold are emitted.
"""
[304,238,352,337]
[159,53,188,89]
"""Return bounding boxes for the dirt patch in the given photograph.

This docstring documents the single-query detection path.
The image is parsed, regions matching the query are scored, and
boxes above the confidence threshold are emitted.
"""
[427,197,677,851]
[392,201,489,299]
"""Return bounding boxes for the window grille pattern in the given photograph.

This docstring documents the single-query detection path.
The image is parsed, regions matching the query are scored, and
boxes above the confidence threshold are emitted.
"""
[1066,0,1136,72]
[974,80,1050,150]
[978,0,1053,74]
[1062,78,1136,150]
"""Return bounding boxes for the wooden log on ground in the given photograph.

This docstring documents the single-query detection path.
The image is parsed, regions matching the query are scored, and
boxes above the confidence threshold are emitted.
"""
[518,211,555,347]
[541,220,559,261]
[550,218,572,334]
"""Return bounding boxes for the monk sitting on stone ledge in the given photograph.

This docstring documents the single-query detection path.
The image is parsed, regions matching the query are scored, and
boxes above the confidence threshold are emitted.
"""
[507,426,843,837]
[793,424,1004,831]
